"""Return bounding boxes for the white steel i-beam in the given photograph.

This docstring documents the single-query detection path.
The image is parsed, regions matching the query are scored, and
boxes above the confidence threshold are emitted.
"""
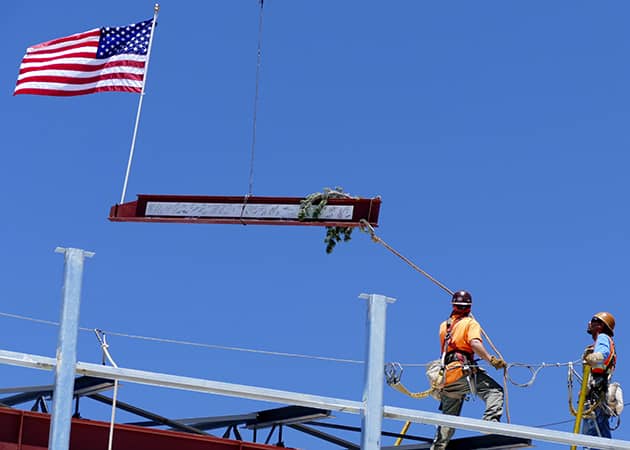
[359,293,396,450]
[0,349,629,449]
[49,247,93,450]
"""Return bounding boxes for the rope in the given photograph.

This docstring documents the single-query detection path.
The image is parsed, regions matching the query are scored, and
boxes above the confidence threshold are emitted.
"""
[4,310,618,435]
[359,220,453,296]
[385,362,439,401]
[96,330,366,364]
[358,221,514,420]
[0,311,58,327]
[247,0,264,196]
[389,381,435,400]
[3,307,592,433]
[471,314,511,422]
[94,330,120,450]
[567,362,600,418]
[0,310,581,390]
[357,221,507,368]
[0,311,364,365]
[507,360,578,388]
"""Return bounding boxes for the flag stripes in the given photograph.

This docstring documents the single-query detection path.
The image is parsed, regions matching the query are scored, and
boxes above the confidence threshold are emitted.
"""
[14,20,152,97]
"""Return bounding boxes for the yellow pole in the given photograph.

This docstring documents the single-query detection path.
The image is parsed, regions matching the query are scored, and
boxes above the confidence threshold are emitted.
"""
[570,364,591,450]
[394,421,411,446]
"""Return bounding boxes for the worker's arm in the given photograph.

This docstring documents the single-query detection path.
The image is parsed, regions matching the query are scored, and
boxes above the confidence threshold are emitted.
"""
[471,338,506,369]
[470,338,492,363]
[585,335,610,367]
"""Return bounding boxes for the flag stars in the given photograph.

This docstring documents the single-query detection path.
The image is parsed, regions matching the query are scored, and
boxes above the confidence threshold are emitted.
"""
[96,19,152,59]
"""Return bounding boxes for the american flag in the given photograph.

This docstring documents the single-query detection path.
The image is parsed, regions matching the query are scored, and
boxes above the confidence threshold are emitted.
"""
[15,19,155,97]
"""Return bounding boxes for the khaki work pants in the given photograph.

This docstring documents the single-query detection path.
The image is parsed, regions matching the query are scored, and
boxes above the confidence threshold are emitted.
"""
[430,369,504,450]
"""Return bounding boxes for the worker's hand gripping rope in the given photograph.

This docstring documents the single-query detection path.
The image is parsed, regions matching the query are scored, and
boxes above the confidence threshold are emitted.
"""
[490,356,507,370]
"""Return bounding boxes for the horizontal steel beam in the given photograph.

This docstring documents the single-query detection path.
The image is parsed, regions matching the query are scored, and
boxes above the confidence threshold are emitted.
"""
[0,349,362,414]
[0,376,113,406]
[88,393,209,435]
[288,423,360,450]
[0,349,628,450]
[305,421,432,443]
[109,194,381,227]
[383,405,630,450]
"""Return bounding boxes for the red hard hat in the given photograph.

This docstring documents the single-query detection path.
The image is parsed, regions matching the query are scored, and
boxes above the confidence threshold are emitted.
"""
[451,290,472,307]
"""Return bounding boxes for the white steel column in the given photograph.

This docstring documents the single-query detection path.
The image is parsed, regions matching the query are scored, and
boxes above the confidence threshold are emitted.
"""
[49,247,94,450]
[359,293,396,450]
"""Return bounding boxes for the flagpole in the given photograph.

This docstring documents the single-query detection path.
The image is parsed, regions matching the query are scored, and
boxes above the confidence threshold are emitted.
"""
[120,3,160,205]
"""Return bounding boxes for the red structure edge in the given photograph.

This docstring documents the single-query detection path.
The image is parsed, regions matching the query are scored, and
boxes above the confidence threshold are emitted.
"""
[0,407,293,450]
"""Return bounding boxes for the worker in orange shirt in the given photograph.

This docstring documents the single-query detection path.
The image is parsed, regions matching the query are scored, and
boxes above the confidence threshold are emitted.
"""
[430,290,507,450]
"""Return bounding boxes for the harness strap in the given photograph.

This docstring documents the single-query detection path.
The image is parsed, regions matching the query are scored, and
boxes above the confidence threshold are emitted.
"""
[441,316,474,366]
[445,350,475,365]
[591,335,616,376]
[439,317,456,369]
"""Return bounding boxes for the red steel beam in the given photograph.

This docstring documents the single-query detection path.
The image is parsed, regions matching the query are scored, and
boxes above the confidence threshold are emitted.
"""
[0,407,294,450]
[109,194,381,227]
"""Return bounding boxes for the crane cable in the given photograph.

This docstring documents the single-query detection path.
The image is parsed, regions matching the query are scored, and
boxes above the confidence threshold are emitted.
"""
[247,0,264,197]
[358,219,511,444]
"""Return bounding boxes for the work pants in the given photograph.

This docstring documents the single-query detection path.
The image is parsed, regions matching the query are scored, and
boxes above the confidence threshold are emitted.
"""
[582,379,612,450]
[582,405,612,450]
[430,369,504,450]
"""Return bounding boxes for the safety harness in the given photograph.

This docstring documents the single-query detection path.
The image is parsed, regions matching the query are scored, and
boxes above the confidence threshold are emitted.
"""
[384,315,478,401]
[569,334,619,420]
[440,315,477,389]
[590,335,616,376]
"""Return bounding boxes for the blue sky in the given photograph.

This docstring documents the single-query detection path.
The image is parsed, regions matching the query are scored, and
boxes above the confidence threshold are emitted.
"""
[2,1,629,449]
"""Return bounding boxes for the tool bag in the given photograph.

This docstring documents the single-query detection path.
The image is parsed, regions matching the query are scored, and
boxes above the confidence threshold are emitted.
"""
[425,360,444,400]
[607,382,624,416]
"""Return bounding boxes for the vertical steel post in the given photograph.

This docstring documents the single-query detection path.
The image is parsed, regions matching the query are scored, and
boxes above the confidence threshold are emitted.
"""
[49,247,94,450]
[359,293,396,450]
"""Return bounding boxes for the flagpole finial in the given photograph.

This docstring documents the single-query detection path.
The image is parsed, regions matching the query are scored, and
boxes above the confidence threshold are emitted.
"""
[154,3,160,12]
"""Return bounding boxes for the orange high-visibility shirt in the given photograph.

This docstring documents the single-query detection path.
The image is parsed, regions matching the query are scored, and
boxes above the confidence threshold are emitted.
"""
[439,316,482,354]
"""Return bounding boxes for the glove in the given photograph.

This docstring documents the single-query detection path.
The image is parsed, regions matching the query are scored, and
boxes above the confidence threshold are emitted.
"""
[582,345,594,361]
[585,352,604,366]
[490,356,507,369]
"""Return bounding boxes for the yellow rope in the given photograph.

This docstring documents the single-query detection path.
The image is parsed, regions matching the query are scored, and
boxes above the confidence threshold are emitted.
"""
[388,377,437,446]
[389,381,436,400]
